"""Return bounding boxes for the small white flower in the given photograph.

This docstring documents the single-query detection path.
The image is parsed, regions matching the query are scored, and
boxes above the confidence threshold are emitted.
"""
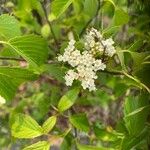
[93,60,106,71]
[58,55,64,61]
[69,49,81,67]
[90,27,103,40]
[69,39,76,45]
[64,70,78,86]
[102,38,116,57]
[81,78,96,91]
[0,95,6,105]
[89,40,95,48]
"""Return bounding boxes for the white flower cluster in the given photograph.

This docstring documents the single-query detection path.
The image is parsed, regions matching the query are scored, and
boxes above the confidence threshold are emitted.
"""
[84,28,116,57]
[58,28,116,91]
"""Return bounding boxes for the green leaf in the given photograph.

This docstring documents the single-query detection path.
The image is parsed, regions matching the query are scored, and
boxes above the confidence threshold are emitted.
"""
[0,14,21,40]
[0,67,37,100]
[124,94,149,136]
[58,88,79,112]
[118,50,150,89]
[102,26,120,37]
[51,0,73,18]
[60,138,71,150]
[102,0,115,15]
[128,40,143,52]
[116,48,126,70]
[15,0,44,20]
[121,71,150,93]
[69,113,90,132]
[42,116,57,134]
[0,35,48,66]
[121,127,148,150]
[77,143,114,150]
[112,8,129,26]
[84,0,98,18]
[93,124,118,142]
[125,105,150,118]
[44,64,67,82]
[6,35,48,66]
[11,114,43,138]
[0,67,37,80]
[103,0,115,8]
[130,51,149,72]
[135,64,150,88]
[23,141,50,150]
[72,0,84,15]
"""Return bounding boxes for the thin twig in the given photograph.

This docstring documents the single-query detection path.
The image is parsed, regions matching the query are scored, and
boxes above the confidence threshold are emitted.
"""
[69,107,78,150]
[100,70,123,75]
[0,56,25,61]
[79,0,101,37]
[122,71,150,93]
[0,55,149,92]
[100,5,103,30]
[41,1,59,49]
[0,56,123,75]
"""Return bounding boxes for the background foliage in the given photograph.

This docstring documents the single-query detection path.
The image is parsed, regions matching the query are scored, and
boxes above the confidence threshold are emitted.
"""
[0,0,150,150]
